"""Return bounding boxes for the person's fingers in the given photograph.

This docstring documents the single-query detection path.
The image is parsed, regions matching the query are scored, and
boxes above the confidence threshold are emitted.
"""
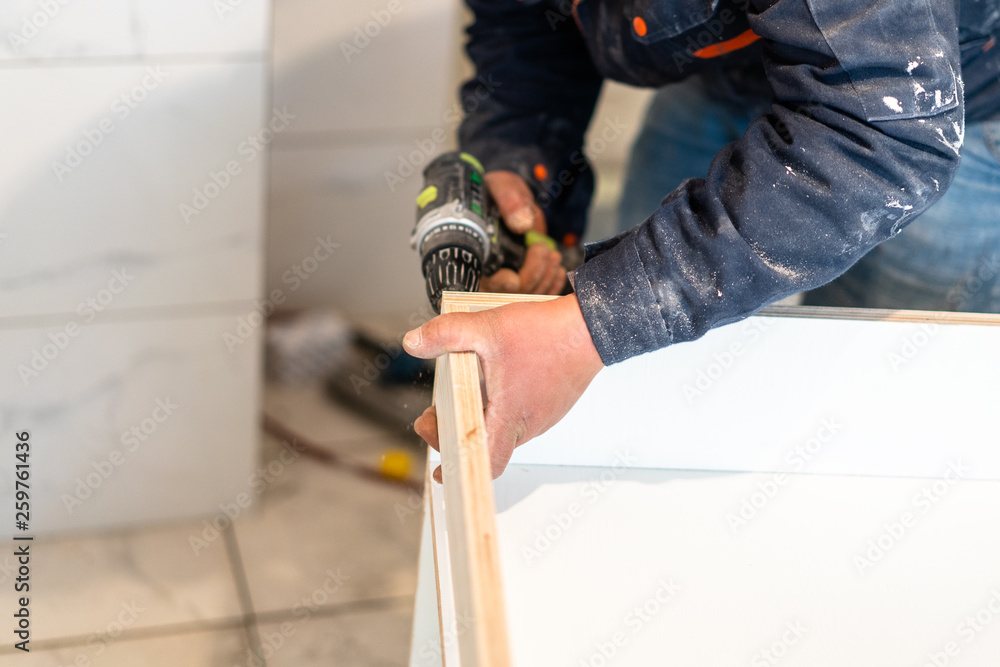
[531,248,563,295]
[432,465,443,484]
[543,265,567,296]
[484,171,546,234]
[414,406,439,451]
[403,312,485,359]
[517,243,552,293]
[480,268,520,293]
[485,402,524,479]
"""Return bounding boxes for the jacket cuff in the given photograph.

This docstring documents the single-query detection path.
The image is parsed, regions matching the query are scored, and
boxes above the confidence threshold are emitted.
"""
[573,231,673,365]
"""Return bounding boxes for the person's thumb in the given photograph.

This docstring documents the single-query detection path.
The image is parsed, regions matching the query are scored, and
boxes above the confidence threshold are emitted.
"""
[485,171,544,234]
[402,312,485,359]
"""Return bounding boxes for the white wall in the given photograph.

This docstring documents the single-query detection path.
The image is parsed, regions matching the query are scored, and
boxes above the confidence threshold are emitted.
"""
[0,1,270,535]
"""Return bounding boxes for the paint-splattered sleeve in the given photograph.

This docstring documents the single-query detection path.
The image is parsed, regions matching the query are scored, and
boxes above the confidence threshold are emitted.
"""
[574,0,965,364]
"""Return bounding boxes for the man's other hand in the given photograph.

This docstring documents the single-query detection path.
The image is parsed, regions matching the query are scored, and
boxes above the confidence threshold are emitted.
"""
[479,170,565,295]
[403,294,603,481]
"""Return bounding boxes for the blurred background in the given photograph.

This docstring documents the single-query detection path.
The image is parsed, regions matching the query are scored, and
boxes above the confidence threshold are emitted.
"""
[0,0,652,664]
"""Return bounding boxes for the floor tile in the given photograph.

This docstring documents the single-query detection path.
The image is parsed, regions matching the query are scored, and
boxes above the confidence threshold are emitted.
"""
[264,382,396,445]
[234,451,423,614]
[0,520,242,646]
[12,628,248,666]
[258,603,414,667]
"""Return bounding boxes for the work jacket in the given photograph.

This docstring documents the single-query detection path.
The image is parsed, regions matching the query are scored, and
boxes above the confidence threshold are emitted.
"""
[457,0,1000,364]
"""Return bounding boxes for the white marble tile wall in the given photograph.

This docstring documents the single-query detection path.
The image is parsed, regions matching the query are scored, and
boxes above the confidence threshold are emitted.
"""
[0,4,270,536]
[0,62,268,317]
[267,0,463,316]
[0,0,269,59]
[268,143,429,315]
[0,315,262,536]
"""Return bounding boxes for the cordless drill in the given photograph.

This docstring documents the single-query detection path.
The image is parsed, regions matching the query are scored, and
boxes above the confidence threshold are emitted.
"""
[411,151,570,313]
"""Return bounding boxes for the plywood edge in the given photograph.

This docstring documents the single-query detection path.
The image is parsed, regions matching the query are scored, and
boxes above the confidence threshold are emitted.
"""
[435,297,511,667]
[442,291,1000,326]
[426,461,449,666]
[759,304,1000,326]
[441,290,559,312]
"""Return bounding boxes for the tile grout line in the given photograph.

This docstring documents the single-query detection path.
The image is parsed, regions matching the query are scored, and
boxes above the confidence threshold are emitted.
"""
[0,595,416,656]
[224,526,267,667]
[0,615,246,655]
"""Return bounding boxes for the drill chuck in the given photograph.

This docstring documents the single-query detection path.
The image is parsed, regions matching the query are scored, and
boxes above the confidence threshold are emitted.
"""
[411,152,500,312]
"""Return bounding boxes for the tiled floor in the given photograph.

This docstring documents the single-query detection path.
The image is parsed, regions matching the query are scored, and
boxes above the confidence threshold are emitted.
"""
[0,383,427,666]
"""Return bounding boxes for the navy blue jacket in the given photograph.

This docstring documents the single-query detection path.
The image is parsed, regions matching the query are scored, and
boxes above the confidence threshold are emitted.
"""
[457,0,1000,364]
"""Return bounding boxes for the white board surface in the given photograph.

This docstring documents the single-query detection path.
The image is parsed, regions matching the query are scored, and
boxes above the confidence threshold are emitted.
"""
[510,315,1000,480]
[425,305,1000,665]
[491,463,1000,667]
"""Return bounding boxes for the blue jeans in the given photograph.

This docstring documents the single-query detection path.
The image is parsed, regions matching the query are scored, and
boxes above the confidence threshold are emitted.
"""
[619,77,1000,312]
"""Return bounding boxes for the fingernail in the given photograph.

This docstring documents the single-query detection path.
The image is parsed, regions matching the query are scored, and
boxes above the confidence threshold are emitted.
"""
[510,207,534,232]
[403,328,421,350]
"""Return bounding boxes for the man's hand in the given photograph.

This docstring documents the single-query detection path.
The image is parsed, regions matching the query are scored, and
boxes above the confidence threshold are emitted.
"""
[479,170,565,295]
[403,294,603,480]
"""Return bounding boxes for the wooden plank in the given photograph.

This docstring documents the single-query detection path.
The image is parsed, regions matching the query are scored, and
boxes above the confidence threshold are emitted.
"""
[434,296,511,667]
[439,291,558,312]
[761,303,1000,326]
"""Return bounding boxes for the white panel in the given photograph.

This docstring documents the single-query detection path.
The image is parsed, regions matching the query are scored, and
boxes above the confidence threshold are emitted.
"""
[509,314,1000,481]
[0,0,269,60]
[411,490,445,667]
[0,62,268,317]
[267,144,430,315]
[0,313,261,537]
[271,0,459,133]
[492,464,1000,666]
[429,472,462,667]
